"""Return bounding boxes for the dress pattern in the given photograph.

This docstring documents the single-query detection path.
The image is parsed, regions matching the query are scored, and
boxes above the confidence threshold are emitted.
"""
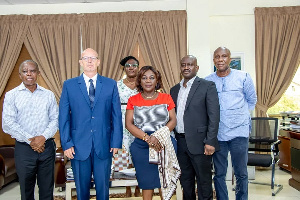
[115,79,138,167]
[127,93,176,189]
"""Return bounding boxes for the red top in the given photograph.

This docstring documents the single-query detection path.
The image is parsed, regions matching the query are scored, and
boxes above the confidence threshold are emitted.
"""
[127,92,175,111]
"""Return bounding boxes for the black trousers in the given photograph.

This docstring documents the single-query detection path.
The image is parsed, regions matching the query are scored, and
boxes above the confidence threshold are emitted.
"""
[15,139,56,200]
[176,135,213,200]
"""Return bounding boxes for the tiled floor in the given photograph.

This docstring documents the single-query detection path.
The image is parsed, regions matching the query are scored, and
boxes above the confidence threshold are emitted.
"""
[0,166,299,200]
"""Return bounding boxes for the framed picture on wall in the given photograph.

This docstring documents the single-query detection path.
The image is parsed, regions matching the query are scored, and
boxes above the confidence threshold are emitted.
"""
[213,52,244,72]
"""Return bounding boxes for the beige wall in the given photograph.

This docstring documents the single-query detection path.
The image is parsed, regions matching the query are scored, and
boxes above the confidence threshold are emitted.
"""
[188,0,299,80]
[0,0,299,82]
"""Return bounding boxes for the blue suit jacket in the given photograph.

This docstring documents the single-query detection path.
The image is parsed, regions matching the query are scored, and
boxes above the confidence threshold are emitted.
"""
[59,74,123,161]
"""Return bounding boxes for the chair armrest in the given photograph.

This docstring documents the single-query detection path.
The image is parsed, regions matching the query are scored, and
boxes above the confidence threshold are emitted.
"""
[0,146,15,159]
[0,153,4,188]
[270,140,281,160]
[0,154,4,176]
[271,140,281,152]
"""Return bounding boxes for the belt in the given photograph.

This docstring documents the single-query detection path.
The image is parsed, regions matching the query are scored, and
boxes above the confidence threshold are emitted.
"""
[121,103,127,106]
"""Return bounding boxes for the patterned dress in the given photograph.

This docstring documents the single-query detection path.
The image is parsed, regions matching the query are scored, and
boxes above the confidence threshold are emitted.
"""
[115,79,138,167]
[126,92,176,189]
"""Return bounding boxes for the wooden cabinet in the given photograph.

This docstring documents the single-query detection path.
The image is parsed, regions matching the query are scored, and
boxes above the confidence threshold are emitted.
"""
[278,135,291,171]
[289,131,300,191]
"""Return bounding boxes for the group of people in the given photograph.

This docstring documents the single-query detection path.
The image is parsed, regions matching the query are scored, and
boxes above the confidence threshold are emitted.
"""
[2,46,257,200]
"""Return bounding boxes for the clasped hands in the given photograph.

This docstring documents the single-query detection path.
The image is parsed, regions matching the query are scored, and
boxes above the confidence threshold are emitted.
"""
[145,135,163,152]
[29,136,46,153]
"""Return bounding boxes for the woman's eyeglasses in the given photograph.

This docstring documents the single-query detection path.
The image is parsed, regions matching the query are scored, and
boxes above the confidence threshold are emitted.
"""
[124,63,138,68]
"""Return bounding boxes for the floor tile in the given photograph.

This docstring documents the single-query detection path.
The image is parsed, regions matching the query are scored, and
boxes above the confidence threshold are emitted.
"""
[0,166,299,199]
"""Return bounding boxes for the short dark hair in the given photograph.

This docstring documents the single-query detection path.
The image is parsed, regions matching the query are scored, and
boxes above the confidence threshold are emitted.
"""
[19,60,39,73]
[120,56,139,66]
[136,66,163,92]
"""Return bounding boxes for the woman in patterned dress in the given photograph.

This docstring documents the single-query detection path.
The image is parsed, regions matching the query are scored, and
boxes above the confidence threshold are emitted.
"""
[125,66,177,200]
[114,56,139,170]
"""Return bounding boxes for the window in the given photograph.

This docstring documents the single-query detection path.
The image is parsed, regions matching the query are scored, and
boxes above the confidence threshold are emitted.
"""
[267,66,300,115]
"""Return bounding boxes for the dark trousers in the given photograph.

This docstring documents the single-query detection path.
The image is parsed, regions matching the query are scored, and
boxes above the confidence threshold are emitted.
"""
[71,148,112,200]
[15,139,56,200]
[176,135,213,200]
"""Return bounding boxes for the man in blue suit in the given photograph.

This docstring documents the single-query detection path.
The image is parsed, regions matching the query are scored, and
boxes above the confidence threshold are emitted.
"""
[59,48,123,200]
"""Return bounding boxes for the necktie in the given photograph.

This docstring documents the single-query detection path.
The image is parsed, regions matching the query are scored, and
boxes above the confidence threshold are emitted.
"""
[89,79,95,108]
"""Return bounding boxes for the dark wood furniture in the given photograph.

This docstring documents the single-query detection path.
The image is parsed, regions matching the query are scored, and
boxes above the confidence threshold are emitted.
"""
[289,131,300,191]
[0,145,18,189]
[278,129,291,171]
[55,147,67,189]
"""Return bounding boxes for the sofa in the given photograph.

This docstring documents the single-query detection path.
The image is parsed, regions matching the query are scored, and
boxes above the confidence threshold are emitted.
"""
[0,145,18,189]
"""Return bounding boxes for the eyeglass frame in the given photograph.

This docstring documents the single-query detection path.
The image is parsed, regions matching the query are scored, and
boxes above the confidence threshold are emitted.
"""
[81,56,99,62]
[124,63,139,68]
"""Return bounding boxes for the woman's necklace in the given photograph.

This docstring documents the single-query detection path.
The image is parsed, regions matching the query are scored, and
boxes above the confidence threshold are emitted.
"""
[142,91,157,99]
[125,78,135,85]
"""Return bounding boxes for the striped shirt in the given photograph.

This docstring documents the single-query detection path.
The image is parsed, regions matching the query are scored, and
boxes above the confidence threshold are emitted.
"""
[2,83,58,144]
[205,69,257,141]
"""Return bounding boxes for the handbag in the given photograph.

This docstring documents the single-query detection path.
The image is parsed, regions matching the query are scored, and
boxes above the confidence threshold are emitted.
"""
[149,147,161,165]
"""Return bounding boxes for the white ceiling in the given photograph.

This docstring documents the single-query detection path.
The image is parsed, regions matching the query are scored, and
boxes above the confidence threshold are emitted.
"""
[0,0,159,5]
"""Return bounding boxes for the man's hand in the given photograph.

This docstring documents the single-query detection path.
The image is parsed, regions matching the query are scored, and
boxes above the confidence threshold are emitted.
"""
[110,148,119,156]
[64,147,75,159]
[29,136,46,153]
[204,144,215,156]
[31,145,45,153]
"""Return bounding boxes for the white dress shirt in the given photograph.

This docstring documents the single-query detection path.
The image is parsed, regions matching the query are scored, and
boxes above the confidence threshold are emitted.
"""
[175,76,196,133]
[83,73,98,94]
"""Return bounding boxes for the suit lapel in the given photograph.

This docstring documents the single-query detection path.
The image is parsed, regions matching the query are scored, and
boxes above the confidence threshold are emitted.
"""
[185,76,201,111]
[172,84,180,109]
[93,74,103,109]
[78,74,91,106]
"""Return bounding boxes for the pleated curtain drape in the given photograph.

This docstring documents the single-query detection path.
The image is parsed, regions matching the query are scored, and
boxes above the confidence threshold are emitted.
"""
[0,15,30,97]
[0,10,186,98]
[81,10,187,92]
[81,12,143,80]
[24,14,82,100]
[138,10,187,93]
[255,6,300,117]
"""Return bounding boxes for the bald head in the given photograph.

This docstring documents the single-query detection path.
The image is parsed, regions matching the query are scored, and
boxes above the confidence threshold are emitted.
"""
[181,55,197,66]
[214,47,231,58]
[81,48,99,58]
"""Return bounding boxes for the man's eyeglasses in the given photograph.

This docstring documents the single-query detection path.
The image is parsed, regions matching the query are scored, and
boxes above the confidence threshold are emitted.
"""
[81,56,98,62]
[124,63,139,68]
[21,70,38,74]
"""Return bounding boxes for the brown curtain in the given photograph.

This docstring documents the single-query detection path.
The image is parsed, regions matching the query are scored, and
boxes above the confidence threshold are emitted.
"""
[81,12,143,80]
[0,15,30,97]
[138,10,187,93]
[255,6,300,117]
[24,14,81,100]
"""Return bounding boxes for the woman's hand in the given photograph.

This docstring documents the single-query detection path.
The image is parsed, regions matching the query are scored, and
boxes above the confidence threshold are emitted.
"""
[147,135,163,152]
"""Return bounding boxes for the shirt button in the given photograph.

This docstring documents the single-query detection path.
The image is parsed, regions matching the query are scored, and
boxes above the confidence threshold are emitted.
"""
[91,130,93,132]
[92,116,95,119]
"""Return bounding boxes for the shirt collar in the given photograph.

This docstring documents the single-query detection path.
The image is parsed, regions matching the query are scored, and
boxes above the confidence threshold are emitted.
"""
[18,82,44,91]
[83,73,98,83]
[180,76,197,88]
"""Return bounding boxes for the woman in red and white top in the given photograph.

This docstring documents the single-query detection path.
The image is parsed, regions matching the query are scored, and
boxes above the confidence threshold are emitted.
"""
[125,66,177,200]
